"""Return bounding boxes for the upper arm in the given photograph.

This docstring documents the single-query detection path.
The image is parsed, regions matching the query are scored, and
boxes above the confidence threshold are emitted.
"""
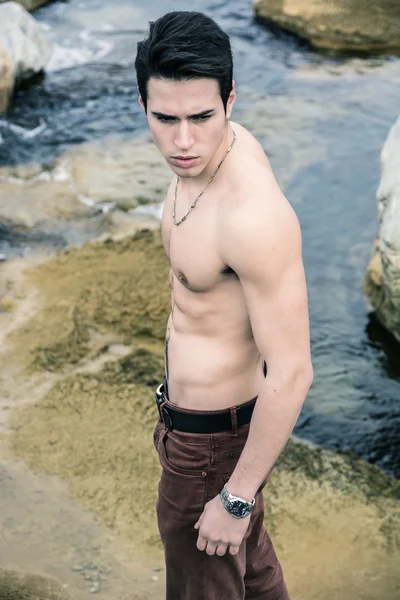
[223,180,312,379]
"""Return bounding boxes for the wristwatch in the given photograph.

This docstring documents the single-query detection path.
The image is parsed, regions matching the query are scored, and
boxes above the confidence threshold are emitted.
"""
[219,484,255,519]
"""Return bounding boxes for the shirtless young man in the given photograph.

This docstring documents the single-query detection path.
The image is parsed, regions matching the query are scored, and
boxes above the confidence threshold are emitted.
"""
[136,11,313,600]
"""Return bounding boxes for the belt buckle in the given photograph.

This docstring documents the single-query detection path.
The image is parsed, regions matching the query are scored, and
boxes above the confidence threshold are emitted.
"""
[156,383,163,402]
[155,383,173,430]
[155,383,164,419]
[161,405,173,430]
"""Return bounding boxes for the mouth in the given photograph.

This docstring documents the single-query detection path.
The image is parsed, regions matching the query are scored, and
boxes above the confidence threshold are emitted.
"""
[174,155,197,159]
[171,156,199,168]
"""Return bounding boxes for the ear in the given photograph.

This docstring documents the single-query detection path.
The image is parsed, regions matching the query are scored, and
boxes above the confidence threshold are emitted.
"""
[138,94,147,114]
[225,80,236,120]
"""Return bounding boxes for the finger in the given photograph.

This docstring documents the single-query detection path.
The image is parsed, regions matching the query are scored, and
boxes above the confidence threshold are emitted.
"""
[196,535,207,552]
[229,544,240,556]
[205,541,218,556]
[216,544,228,557]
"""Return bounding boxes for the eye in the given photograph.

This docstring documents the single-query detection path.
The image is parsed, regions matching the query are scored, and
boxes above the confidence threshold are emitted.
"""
[158,117,175,123]
[193,115,211,122]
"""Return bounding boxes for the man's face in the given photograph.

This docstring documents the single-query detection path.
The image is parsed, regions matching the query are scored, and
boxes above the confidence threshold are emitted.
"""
[139,77,235,179]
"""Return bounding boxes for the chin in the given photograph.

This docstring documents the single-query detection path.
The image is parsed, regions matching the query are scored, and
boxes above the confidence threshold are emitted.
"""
[178,170,200,179]
[169,163,205,179]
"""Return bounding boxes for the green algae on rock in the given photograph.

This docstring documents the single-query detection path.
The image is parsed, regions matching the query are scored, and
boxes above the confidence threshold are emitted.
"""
[0,568,70,600]
[14,229,170,372]
[254,0,400,54]
[100,346,165,388]
[264,458,400,599]
[10,372,164,550]
[278,437,400,503]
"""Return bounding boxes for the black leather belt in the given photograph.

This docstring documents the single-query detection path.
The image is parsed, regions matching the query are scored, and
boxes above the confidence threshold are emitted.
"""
[155,381,257,433]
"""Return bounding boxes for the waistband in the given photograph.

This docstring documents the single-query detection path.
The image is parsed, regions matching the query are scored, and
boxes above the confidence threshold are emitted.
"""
[155,376,258,434]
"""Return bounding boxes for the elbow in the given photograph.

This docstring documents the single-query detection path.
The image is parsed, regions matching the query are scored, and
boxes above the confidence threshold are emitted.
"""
[267,359,314,401]
[304,362,314,388]
[287,361,313,407]
[296,361,314,399]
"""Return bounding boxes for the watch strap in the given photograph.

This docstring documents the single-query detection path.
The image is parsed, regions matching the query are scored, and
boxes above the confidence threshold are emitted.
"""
[219,484,255,519]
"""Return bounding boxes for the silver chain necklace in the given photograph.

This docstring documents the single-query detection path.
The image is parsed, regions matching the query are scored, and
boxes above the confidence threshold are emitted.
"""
[173,130,237,226]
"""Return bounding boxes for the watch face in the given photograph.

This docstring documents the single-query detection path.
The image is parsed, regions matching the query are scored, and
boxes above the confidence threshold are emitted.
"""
[231,500,249,518]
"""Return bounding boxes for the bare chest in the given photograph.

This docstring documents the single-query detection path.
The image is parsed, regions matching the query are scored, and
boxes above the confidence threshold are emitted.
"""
[161,188,234,293]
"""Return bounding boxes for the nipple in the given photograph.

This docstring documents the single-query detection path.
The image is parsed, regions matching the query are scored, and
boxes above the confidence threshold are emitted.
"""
[178,271,187,284]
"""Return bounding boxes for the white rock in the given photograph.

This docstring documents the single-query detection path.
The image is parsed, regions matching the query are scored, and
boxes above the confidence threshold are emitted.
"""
[0,2,52,111]
[379,116,400,338]
[377,115,400,234]
[364,115,400,342]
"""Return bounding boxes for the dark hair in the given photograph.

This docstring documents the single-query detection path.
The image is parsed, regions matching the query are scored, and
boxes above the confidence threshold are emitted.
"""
[135,11,233,113]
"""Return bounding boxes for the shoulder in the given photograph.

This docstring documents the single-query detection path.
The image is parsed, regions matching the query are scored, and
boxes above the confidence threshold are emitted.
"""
[227,122,289,217]
[237,171,299,236]
[229,121,272,176]
[221,160,302,276]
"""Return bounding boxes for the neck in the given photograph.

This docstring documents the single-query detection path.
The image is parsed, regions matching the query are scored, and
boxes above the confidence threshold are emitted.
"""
[178,121,234,189]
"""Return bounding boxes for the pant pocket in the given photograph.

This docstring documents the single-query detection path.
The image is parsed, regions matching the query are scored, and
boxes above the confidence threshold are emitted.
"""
[159,428,209,477]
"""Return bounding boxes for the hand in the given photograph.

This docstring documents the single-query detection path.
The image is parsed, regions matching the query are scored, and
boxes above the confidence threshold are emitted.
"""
[194,493,250,556]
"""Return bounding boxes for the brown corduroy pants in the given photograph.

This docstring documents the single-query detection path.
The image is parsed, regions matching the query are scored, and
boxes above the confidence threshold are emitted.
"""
[153,392,290,600]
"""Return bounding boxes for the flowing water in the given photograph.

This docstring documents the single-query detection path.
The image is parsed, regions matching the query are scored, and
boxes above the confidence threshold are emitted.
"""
[1,0,399,484]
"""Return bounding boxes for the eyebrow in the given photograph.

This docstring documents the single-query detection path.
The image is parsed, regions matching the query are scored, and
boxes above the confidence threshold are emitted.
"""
[150,109,215,119]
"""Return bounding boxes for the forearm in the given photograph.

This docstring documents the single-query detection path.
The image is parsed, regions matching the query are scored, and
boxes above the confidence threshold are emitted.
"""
[225,367,313,501]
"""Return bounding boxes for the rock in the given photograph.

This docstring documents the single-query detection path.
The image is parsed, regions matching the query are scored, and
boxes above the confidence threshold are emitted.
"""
[254,0,400,54]
[0,173,113,252]
[0,135,167,251]
[0,567,70,600]
[66,134,172,211]
[364,115,400,342]
[89,581,101,593]
[0,0,52,10]
[0,42,14,113]
[0,1,52,113]
[0,178,94,230]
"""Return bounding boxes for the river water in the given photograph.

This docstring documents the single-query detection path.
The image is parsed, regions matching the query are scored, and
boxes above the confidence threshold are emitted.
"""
[1,0,399,477]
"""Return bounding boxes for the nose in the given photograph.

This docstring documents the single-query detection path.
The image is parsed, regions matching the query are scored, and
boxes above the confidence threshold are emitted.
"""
[174,121,195,152]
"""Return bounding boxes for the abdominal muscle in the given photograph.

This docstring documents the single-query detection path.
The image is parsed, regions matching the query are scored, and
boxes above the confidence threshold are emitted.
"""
[165,292,265,411]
